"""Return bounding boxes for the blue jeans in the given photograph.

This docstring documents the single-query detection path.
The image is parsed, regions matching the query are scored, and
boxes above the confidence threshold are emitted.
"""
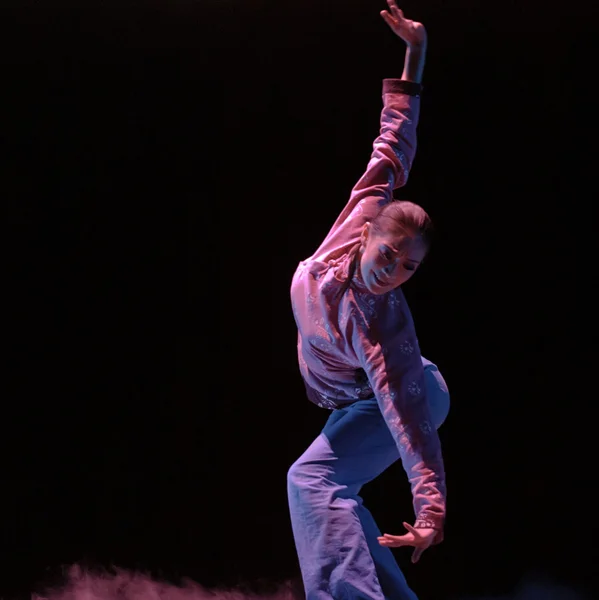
[288,358,449,600]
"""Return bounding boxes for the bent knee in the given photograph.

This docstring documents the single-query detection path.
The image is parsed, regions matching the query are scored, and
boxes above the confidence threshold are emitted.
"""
[287,456,319,492]
[287,437,338,497]
[287,460,303,488]
[429,388,450,429]
[422,359,450,429]
[286,460,325,505]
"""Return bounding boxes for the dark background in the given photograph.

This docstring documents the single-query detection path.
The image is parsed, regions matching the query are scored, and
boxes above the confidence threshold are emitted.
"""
[2,1,598,599]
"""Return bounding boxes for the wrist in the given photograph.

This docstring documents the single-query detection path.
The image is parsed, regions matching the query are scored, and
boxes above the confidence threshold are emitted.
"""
[406,42,427,55]
[402,46,426,84]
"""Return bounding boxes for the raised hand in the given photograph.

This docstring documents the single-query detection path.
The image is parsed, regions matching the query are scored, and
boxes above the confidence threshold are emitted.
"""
[377,522,437,563]
[380,1,427,49]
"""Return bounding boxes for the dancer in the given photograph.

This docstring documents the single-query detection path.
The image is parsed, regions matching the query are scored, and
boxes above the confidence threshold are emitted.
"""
[288,3,449,599]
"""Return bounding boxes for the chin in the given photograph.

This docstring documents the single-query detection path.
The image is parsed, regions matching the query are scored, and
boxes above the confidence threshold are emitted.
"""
[366,281,389,295]
[370,286,388,296]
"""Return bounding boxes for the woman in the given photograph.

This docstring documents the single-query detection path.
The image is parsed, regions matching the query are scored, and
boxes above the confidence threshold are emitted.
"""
[288,3,449,599]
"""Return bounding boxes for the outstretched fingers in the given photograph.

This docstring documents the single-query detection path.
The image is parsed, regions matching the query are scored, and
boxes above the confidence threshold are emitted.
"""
[377,532,414,548]
[380,10,397,27]
[402,522,419,535]
[411,545,425,564]
[386,0,405,21]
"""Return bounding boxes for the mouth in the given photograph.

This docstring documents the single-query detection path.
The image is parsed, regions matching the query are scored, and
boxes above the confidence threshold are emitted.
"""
[372,272,387,287]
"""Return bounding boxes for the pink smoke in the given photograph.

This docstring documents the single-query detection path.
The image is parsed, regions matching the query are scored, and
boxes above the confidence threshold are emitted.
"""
[30,565,300,600]
[24,565,590,600]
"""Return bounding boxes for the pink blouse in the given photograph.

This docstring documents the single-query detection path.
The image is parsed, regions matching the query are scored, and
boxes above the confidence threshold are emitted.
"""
[290,79,446,534]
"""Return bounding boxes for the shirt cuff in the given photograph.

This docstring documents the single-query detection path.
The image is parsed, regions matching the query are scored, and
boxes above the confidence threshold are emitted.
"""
[383,78,423,97]
[414,514,444,531]
[414,517,445,545]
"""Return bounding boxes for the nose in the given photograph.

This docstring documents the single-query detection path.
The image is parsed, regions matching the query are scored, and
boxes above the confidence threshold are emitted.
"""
[383,261,398,276]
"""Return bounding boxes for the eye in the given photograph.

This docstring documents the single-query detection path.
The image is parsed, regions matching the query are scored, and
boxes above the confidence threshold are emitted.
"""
[379,248,393,261]
[403,264,416,272]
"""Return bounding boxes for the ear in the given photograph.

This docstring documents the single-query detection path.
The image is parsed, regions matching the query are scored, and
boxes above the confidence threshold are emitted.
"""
[360,222,371,249]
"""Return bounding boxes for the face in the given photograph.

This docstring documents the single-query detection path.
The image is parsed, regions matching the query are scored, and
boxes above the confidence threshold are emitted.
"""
[358,224,428,295]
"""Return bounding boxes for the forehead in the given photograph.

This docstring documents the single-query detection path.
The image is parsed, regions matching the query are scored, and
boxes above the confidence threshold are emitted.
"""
[375,232,428,261]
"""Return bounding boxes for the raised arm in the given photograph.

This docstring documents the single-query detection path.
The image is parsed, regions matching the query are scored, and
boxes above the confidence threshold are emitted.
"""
[310,3,427,263]
[384,4,428,85]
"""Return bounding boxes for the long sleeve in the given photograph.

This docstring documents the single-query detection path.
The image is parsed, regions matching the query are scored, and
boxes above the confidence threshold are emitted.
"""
[350,300,446,535]
[310,79,421,263]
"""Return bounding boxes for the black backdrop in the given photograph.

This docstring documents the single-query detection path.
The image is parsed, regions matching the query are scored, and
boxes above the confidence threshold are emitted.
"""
[3,1,598,599]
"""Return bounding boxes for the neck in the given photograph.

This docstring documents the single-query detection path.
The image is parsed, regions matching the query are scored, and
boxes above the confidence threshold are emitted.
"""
[336,245,362,298]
